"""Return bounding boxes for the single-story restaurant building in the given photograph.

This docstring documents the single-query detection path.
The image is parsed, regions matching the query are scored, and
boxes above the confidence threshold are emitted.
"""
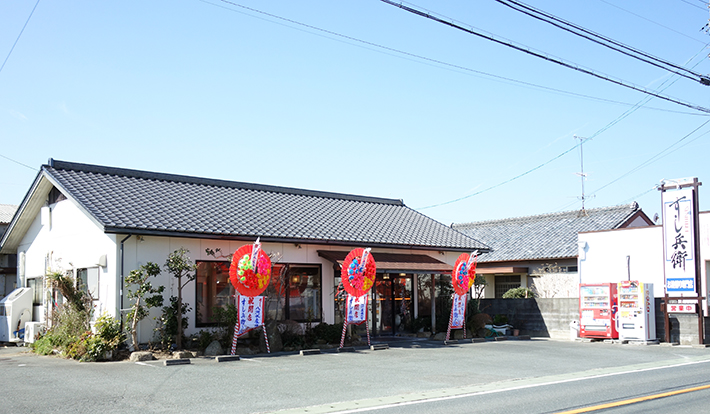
[0,159,488,343]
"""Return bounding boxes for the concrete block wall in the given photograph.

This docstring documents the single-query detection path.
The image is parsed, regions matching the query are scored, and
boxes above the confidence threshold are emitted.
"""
[482,297,710,344]
[479,298,578,339]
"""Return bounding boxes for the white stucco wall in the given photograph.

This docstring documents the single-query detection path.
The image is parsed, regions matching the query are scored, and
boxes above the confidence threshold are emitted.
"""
[578,226,664,297]
[122,236,461,343]
[17,199,118,322]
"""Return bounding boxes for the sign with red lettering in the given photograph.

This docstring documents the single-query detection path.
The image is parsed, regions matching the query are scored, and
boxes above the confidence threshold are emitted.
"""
[236,295,265,336]
[345,294,368,325]
[451,294,467,329]
[667,303,696,313]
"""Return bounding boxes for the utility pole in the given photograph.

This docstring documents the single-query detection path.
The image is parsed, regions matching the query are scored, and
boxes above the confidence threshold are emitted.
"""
[574,135,593,216]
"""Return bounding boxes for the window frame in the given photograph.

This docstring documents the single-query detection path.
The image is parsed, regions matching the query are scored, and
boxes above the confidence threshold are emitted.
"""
[195,260,233,328]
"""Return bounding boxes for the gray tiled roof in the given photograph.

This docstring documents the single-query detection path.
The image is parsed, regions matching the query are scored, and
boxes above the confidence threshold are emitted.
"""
[452,204,646,262]
[42,160,487,251]
[0,205,17,224]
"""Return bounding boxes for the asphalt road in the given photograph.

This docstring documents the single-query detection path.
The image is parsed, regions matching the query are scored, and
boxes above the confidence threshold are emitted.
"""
[2,338,709,413]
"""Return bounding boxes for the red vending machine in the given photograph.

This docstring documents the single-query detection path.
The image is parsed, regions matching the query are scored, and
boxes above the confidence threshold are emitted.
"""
[579,283,619,339]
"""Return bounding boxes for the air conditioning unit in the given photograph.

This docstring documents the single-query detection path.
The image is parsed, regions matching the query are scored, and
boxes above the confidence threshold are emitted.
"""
[0,288,33,343]
[24,322,45,344]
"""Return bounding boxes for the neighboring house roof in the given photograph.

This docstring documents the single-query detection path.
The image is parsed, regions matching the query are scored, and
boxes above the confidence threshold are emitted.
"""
[0,205,18,224]
[0,159,489,253]
[452,203,651,263]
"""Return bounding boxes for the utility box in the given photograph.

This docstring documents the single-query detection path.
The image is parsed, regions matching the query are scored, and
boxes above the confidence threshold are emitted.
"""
[0,288,33,342]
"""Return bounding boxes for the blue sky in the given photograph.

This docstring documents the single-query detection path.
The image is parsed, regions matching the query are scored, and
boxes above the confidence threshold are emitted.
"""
[1,0,709,226]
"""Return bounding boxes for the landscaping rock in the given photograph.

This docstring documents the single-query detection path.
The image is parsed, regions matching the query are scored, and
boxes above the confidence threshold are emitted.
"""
[173,351,193,359]
[204,340,224,357]
[416,331,431,338]
[129,351,154,362]
[236,346,255,355]
[433,332,446,341]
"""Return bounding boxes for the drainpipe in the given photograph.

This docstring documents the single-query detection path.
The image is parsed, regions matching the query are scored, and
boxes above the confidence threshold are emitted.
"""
[626,255,631,281]
[119,234,132,331]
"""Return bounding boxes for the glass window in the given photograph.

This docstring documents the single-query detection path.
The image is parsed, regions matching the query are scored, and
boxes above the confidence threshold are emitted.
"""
[27,277,43,306]
[333,275,344,325]
[265,264,287,321]
[416,274,433,319]
[77,268,100,300]
[286,266,321,321]
[495,275,521,298]
[195,261,232,326]
[434,274,453,332]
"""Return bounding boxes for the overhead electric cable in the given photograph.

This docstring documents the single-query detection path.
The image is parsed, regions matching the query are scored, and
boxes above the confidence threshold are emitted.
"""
[588,119,710,196]
[495,0,710,85]
[380,0,710,114]
[0,0,41,76]
[204,0,706,116]
[0,154,38,171]
[598,0,709,45]
[416,143,580,210]
[418,40,709,211]
[678,0,709,11]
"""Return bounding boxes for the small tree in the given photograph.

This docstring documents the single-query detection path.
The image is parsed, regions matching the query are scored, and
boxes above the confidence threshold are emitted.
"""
[165,248,197,350]
[125,262,165,351]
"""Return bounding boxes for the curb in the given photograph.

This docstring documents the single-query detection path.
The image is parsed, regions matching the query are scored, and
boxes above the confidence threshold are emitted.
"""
[215,355,240,362]
[164,358,191,366]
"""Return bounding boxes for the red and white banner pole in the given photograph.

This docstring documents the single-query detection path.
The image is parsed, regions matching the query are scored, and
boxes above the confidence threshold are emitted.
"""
[262,325,271,354]
[446,294,455,341]
[230,321,239,355]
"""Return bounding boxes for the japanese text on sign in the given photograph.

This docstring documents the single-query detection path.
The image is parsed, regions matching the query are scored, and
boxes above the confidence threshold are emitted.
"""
[662,188,696,295]
[451,294,467,329]
[237,295,265,336]
[345,294,368,325]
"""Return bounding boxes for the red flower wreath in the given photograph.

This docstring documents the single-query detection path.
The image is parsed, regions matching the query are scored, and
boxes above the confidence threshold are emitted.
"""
[452,253,478,296]
[341,248,377,297]
[229,244,272,296]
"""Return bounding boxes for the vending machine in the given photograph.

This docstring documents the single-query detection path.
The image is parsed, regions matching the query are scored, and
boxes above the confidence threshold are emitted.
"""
[617,281,656,341]
[579,283,618,339]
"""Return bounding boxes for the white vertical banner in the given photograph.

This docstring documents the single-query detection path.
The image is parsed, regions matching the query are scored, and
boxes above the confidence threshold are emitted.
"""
[451,294,467,329]
[345,294,368,325]
[662,188,697,296]
[237,295,265,336]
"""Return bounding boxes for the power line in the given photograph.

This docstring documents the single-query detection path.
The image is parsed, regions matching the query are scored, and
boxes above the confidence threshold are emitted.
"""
[419,42,708,212]
[0,0,41,76]
[204,0,707,116]
[599,0,709,45]
[588,119,710,197]
[678,0,709,11]
[495,0,710,85]
[416,143,580,210]
[206,0,710,211]
[0,154,39,171]
[380,0,710,114]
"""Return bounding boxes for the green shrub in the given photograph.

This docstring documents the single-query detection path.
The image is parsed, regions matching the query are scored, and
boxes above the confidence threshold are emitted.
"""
[502,287,536,299]
[312,322,342,344]
[154,296,190,350]
[211,304,237,349]
[191,330,216,350]
[492,314,508,325]
[31,335,55,355]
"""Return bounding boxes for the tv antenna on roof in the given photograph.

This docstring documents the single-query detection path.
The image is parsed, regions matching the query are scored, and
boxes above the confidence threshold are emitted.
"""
[574,135,594,216]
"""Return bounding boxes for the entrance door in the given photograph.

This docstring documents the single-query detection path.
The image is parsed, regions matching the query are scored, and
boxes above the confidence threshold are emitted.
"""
[371,275,413,335]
